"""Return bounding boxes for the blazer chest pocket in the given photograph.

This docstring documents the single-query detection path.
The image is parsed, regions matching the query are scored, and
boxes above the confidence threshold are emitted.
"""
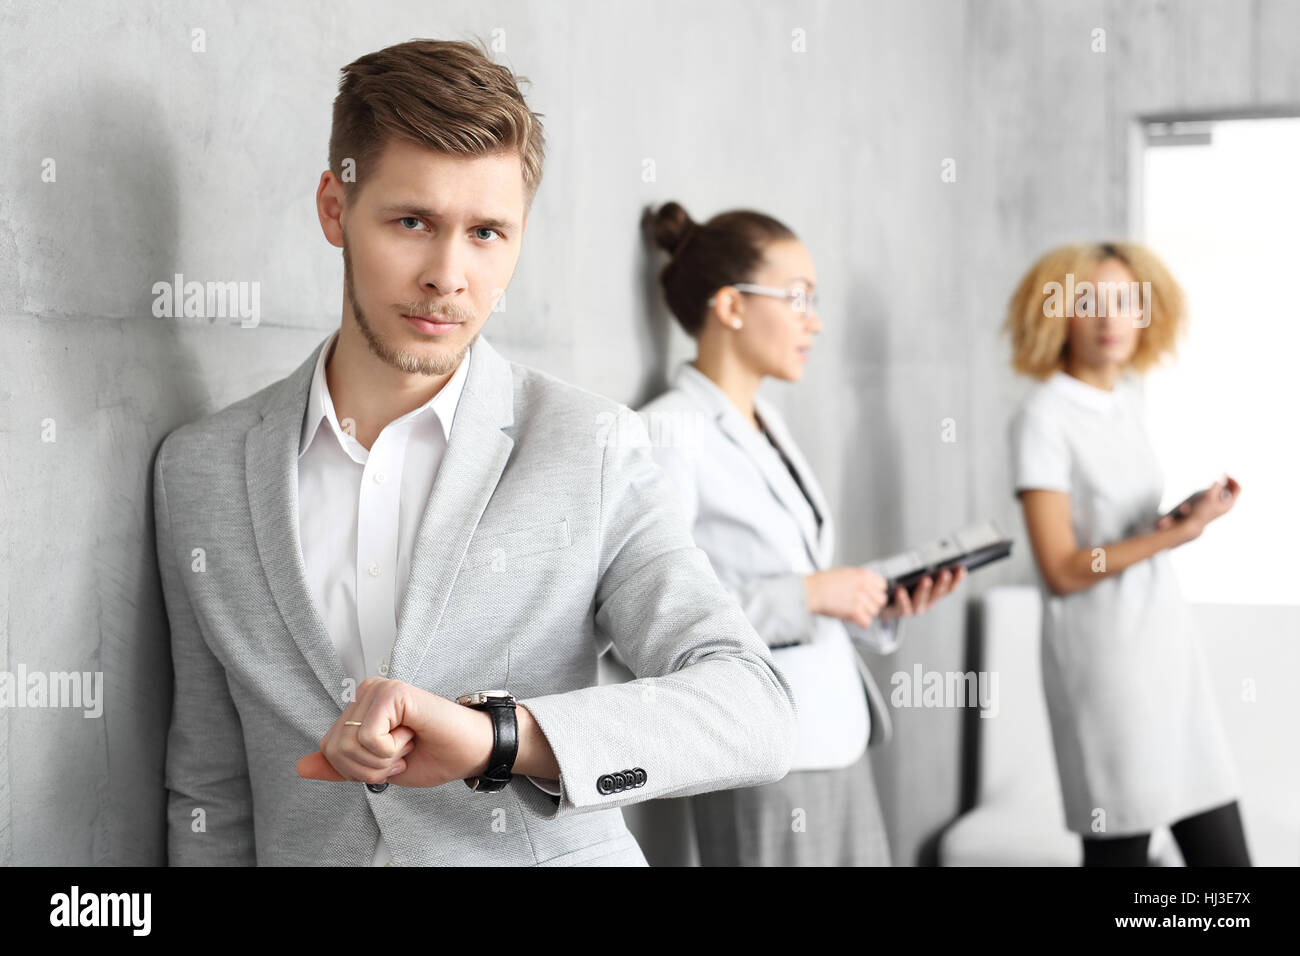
[461,518,572,572]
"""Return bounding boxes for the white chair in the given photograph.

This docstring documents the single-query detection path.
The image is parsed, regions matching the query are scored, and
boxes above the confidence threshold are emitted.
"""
[939,586,1181,866]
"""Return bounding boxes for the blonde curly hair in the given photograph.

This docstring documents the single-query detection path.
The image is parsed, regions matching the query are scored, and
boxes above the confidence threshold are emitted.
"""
[1004,241,1187,378]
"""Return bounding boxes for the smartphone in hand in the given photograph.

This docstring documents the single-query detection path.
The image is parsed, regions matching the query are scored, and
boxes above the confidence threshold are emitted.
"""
[1161,481,1234,523]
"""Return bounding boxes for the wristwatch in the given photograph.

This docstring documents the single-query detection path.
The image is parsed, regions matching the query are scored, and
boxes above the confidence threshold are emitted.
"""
[456,690,518,793]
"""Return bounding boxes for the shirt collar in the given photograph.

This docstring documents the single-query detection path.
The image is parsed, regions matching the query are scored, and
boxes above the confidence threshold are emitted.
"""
[298,329,473,458]
[1046,369,1124,413]
[672,361,731,418]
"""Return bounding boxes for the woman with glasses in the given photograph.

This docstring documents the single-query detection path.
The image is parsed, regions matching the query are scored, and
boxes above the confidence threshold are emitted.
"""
[636,201,964,866]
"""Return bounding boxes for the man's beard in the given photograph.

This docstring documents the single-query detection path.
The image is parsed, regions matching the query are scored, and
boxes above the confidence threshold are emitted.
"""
[342,237,479,376]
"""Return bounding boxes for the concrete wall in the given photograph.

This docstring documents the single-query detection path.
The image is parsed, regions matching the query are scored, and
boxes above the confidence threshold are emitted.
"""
[2,0,1295,865]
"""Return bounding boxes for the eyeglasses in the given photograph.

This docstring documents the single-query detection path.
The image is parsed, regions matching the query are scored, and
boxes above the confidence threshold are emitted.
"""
[730,283,819,317]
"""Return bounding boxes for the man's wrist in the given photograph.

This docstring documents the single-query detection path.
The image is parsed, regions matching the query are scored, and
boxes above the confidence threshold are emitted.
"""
[512,704,560,780]
[467,709,494,779]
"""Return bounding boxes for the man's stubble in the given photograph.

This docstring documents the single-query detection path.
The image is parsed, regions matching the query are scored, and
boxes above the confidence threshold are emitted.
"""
[341,234,479,377]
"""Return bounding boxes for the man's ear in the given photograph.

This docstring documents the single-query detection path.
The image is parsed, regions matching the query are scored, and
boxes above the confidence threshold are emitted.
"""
[316,171,346,250]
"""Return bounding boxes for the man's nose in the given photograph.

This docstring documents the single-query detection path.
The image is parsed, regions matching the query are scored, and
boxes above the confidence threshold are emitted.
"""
[418,238,469,297]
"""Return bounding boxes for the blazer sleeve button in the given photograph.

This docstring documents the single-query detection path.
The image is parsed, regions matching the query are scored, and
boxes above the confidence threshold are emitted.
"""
[597,774,615,795]
[367,782,389,793]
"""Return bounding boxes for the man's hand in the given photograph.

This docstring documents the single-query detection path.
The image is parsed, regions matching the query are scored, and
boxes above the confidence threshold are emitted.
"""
[879,565,967,622]
[296,678,494,788]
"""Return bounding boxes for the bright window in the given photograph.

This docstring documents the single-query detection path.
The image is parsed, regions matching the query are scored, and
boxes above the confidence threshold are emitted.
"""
[1141,117,1300,605]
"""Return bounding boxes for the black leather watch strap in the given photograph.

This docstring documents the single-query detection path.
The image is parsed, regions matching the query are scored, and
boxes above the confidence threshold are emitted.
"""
[467,696,517,793]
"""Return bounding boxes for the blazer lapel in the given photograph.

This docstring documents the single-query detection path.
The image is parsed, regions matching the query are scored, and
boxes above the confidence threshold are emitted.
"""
[247,334,348,703]
[753,395,835,568]
[246,332,516,704]
[857,656,893,747]
[387,335,515,683]
[674,364,824,567]
[675,370,822,570]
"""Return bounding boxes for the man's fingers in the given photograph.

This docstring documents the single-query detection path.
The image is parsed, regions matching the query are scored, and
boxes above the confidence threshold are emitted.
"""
[391,725,416,754]
[342,713,404,769]
[322,685,369,753]
[297,751,348,781]
[350,684,412,760]
[307,681,418,784]
[330,687,401,770]
[340,740,396,770]
[311,747,399,784]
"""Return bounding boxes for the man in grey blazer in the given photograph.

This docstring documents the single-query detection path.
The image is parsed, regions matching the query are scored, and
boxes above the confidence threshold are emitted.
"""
[152,38,796,866]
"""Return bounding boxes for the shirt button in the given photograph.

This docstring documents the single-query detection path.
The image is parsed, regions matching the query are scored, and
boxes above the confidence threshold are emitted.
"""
[373,472,386,484]
[368,563,382,577]
[378,663,389,676]
[384,861,395,867]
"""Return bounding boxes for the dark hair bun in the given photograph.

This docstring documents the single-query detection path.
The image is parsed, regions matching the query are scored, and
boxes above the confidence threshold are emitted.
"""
[649,201,696,256]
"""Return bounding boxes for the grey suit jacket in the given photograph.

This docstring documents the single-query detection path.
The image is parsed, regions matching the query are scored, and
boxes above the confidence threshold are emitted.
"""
[153,333,797,866]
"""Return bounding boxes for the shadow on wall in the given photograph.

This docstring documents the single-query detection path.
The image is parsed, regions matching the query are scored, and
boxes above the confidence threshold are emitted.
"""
[837,268,905,555]
[2,76,199,864]
[628,205,677,409]
[837,269,908,857]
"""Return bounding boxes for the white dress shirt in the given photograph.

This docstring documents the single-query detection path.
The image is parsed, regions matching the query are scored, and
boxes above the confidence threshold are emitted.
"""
[296,330,558,867]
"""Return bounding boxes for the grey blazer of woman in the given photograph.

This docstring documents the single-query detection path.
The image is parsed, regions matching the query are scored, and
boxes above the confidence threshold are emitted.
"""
[639,362,903,770]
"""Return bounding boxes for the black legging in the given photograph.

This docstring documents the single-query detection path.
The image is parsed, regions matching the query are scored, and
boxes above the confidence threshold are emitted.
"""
[1081,800,1251,866]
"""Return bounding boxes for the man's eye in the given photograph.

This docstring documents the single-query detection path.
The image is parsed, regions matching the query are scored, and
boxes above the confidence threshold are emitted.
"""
[398,217,424,230]
[474,227,501,241]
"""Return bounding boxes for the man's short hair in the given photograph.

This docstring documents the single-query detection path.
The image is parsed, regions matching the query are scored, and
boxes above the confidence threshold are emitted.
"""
[328,38,546,207]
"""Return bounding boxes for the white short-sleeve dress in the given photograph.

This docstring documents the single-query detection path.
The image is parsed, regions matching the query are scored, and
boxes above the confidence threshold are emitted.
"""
[1008,370,1240,837]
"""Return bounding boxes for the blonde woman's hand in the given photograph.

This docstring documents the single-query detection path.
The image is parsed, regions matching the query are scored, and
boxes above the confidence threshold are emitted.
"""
[1158,476,1241,544]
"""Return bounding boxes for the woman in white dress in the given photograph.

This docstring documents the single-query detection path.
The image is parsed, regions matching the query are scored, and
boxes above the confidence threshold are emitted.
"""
[1005,241,1250,866]
[638,201,964,866]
